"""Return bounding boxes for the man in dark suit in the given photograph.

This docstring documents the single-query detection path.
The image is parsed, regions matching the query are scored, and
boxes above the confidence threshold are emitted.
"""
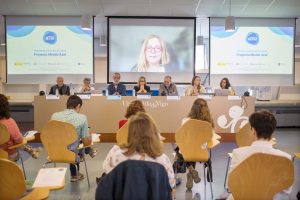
[107,73,126,96]
[49,76,70,95]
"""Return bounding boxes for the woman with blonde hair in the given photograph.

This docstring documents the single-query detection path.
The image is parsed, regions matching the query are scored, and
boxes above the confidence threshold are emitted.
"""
[119,100,146,128]
[134,76,151,94]
[133,35,170,72]
[178,98,215,190]
[103,112,175,188]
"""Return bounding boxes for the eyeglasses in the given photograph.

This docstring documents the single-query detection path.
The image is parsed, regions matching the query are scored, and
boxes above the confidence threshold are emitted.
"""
[146,46,162,53]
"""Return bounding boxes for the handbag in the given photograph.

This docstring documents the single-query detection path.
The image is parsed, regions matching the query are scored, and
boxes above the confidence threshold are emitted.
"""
[172,151,186,173]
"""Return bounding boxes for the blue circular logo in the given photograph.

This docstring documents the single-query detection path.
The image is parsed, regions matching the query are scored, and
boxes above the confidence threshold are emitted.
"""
[246,32,259,45]
[43,31,57,45]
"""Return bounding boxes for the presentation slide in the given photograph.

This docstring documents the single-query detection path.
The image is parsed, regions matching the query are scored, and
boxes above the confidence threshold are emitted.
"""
[7,26,93,75]
[210,26,294,74]
[108,17,195,83]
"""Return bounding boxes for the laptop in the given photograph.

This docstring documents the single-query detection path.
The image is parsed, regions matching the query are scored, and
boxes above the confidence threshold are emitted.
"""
[215,89,229,96]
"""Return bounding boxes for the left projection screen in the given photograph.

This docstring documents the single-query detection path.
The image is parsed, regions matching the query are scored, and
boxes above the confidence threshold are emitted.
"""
[6,16,93,84]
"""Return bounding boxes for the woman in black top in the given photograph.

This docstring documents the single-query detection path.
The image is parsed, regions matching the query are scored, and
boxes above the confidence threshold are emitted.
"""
[134,76,151,95]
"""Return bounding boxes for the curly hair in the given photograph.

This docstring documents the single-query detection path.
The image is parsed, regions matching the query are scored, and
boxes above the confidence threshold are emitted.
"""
[125,100,146,119]
[187,98,214,128]
[0,94,11,120]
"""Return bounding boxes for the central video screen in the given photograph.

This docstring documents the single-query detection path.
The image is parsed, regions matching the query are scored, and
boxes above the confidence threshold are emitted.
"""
[108,17,195,83]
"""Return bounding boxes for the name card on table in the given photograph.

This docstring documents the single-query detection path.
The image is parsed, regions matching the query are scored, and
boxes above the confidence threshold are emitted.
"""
[46,95,60,100]
[228,96,241,100]
[166,96,181,101]
[198,94,212,100]
[137,94,151,100]
[77,93,91,99]
[107,95,122,100]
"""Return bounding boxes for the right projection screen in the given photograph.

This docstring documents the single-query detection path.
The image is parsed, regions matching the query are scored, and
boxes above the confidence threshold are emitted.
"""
[210,18,295,86]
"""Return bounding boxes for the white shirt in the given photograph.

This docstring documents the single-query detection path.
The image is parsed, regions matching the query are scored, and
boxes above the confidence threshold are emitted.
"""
[77,86,95,93]
[228,140,292,200]
[103,145,175,188]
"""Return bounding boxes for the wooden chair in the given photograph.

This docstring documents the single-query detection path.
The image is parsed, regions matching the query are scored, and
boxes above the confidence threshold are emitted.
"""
[175,119,215,199]
[224,122,276,188]
[0,158,49,200]
[228,153,294,200]
[40,120,90,187]
[0,123,27,178]
[116,121,129,146]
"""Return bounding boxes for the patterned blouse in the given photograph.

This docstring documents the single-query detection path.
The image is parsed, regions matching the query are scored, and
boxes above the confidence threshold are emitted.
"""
[103,145,175,188]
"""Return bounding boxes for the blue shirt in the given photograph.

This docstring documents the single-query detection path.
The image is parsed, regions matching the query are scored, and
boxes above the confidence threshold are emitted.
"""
[107,83,126,96]
[51,109,89,156]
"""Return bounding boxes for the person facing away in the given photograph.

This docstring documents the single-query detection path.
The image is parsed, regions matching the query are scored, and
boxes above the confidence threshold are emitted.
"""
[220,77,235,96]
[134,76,151,95]
[132,34,170,72]
[51,95,92,182]
[0,94,41,161]
[185,75,206,96]
[103,112,175,188]
[227,110,292,200]
[159,75,178,96]
[49,76,70,95]
[179,98,216,190]
[107,73,126,96]
[119,100,146,128]
[78,77,95,93]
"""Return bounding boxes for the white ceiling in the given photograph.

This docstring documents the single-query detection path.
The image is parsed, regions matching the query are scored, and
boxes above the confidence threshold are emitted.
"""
[0,0,300,37]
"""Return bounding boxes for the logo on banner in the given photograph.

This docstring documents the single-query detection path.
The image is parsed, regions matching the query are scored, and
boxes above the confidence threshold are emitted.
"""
[246,32,259,45]
[43,31,57,45]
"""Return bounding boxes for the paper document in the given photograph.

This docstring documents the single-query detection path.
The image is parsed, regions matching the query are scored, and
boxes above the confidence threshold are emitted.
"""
[24,130,38,141]
[32,167,67,188]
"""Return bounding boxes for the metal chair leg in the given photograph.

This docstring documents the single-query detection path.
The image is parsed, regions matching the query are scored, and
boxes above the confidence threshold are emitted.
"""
[208,165,213,198]
[18,149,26,180]
[83,154,90,187]
[224,156,231,189]
[203,164,206,200]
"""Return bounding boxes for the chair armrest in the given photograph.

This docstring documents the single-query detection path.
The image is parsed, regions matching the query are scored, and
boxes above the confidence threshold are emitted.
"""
[21,188,49,200]
[8,138,27,149]
[295,153,300,159]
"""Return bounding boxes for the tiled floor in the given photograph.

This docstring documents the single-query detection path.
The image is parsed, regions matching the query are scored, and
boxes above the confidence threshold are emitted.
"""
[18,128,300,200]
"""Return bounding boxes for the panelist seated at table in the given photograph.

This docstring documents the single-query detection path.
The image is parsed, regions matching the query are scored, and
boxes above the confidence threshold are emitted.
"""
[220,77,235,96]
[49,76,70,96]
[134,76,151,95]
[78,77,95,93]
[0,94,41,161]
[103,112,175,188]
[51,95,97,182]
[119,100,146,128]
[159,75,178,96]
[185,76,206,96]
[107,73,126,96]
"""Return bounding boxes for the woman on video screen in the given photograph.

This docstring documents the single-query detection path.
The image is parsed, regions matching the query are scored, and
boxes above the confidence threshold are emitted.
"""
[132,35,170,72]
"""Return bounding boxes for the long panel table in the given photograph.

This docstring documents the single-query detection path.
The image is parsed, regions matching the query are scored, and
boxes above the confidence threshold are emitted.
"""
[34,96,255,142]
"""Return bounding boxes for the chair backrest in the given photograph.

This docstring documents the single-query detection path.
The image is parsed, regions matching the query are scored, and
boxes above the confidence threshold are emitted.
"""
[235,122,253,147]
[228,153,294,200]
[0,123,10,145]
[96,160,172,200]
[0,158,26,200]
[175,119,213,162]
[41,120,77,163]
[116,121,129,146]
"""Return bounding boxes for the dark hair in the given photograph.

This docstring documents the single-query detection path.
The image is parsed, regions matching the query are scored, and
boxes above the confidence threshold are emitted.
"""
[0,94,10,119]
[220,78,231,89]
[188,98,214,128]
[192,76,201,90]
[67,95,83,109]
[125,100,145,119]
[249,110,277,140]
[39,91,45,96]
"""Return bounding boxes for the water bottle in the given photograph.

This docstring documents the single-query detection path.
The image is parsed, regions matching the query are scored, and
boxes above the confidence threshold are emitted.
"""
[55,88,59,96]
[132,89,135,96]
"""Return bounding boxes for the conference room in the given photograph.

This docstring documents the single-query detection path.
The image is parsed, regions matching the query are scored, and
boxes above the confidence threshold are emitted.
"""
[0,0,300,199]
